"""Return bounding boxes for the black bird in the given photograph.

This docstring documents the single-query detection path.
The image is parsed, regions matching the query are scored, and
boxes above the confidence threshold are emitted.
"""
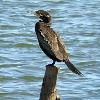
[35,10,83,76]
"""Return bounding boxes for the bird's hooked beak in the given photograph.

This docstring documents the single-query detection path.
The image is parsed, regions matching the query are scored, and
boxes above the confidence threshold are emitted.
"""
[34,11,43,22]
[34,11,38,17]
[34,11,42,17]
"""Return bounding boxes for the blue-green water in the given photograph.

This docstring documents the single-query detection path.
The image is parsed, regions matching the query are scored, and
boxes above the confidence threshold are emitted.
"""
[0,0,100,100]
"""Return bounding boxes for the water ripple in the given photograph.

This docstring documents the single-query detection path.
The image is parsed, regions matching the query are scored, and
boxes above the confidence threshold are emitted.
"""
[0,0,100,100]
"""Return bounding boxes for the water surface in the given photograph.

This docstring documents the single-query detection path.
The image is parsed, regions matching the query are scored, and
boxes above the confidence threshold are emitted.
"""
[0,0,100,100]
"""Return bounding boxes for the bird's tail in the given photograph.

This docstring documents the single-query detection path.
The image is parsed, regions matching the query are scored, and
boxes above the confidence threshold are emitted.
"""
[64,59,83,76]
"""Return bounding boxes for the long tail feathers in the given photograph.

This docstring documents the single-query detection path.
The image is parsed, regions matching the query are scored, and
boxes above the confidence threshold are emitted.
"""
[65,60,83,76]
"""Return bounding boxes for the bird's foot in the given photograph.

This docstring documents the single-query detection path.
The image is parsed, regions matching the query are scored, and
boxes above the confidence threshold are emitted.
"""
[46,64,55,67]
[46,61,55,67]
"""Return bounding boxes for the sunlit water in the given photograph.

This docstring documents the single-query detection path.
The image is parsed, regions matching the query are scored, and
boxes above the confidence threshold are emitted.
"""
[0,0,100,100]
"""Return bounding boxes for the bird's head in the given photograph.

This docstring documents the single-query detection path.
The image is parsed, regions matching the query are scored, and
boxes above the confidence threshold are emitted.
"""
[35,10,51,24]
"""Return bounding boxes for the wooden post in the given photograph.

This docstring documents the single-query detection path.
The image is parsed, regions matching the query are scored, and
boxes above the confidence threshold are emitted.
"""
[39,65,60,100]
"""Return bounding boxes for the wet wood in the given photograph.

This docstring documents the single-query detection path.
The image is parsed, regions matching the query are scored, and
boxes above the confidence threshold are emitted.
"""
[39,65,60,100]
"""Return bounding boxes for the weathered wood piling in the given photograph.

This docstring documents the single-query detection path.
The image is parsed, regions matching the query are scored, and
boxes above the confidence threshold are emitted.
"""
[39,65,60,100]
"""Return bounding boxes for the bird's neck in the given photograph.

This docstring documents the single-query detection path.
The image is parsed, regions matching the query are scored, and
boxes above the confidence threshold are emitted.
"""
[39,20,51,26]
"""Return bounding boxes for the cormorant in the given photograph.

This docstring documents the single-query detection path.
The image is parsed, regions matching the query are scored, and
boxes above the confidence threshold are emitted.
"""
[35,10,83,76]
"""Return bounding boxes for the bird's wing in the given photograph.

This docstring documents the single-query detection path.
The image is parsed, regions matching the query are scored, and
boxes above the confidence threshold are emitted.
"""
[40,24,68,60]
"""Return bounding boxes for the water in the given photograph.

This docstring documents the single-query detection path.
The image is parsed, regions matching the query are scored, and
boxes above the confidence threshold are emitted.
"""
[0,0,100,100]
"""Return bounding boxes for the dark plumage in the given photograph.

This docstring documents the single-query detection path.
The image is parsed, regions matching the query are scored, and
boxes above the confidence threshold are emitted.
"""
[35,10,83,76]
